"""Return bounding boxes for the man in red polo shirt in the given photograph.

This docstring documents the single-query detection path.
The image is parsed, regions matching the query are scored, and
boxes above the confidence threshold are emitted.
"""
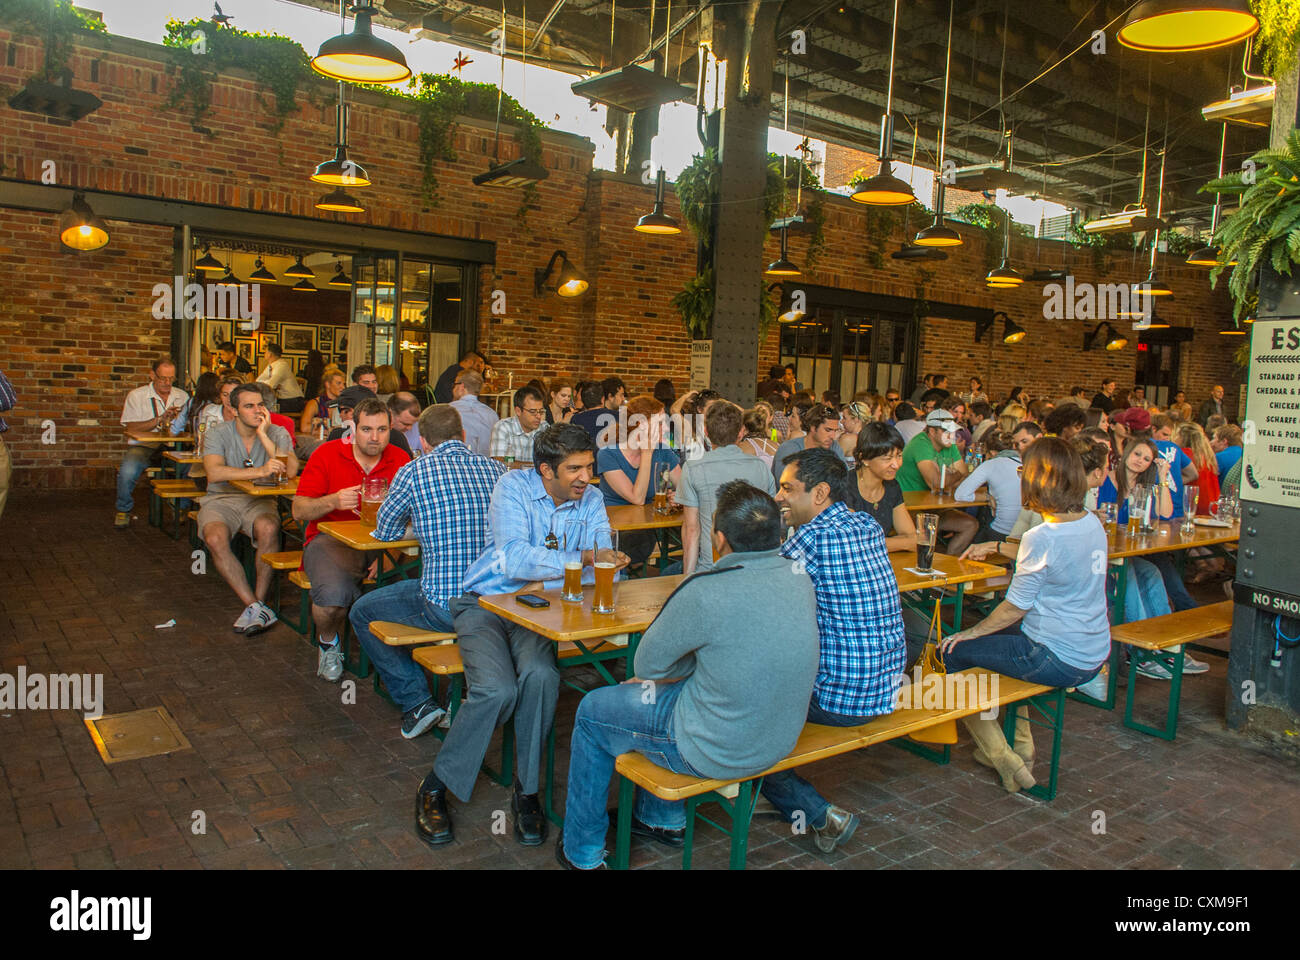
[292,397,410,682]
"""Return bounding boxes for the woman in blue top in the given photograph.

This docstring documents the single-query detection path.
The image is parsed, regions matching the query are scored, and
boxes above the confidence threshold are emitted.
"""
[596,394,682,565]
[942,438,1109,795]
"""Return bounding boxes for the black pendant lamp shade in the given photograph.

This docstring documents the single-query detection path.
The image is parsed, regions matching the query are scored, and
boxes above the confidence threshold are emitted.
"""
[216,266,241,286]
[249,258,276,282]
[851,0,915,206]
[58,193,109,251]
[634,169,682,235]
[194,245,225,272]
[985,216,1023,286]
[316,188,365,213]
[311,3,411,84]
[292,277,317,293]
[764,228,801,277]
[328,261,353,287]
[1117,1,1258,53]
[312,145,370,187]
[284,255,315,279]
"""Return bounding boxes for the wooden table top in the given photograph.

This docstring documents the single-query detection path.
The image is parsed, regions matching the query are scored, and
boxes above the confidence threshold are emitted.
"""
[164,451,205,464]
[230,477,300,497]
[902,490,989,512]
[607,502,684,531]
[1105,519,1239,560]
[126,431,193,445]
[317,519,418,551]
[479,550,1004,643]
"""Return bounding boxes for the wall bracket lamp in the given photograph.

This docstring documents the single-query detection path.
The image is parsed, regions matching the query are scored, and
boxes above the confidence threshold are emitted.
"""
[534,250,589,297]
[975,311,1026,344]
[1083,321,1128,352]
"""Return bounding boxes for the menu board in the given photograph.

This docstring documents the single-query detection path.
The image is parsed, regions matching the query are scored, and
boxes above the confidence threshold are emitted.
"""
[689,339,712,391]
[1242,318,1300,508]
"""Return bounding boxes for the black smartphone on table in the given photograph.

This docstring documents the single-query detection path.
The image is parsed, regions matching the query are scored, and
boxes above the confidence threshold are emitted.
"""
[515,594,550,608]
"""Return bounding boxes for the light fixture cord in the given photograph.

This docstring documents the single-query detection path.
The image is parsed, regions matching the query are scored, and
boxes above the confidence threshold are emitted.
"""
[663,0,671,76]
[1149,103,1169,274]
[1210,122,1226,234]
[936,0,954,173]
[1136,63,1151,209]
[492,1,506,163]
[885,0,899,112]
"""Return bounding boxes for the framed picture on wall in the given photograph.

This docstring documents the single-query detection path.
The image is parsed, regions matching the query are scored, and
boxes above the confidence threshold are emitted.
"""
[283,352,307,374]
[318,327,334,350]
[204,319,233,353]
[281,323,317,353]
[234,337,257,363]
[261,321,278,337]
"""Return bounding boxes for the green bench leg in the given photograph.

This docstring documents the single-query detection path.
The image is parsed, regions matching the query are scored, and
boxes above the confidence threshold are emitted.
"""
[1123,647,1185,740]
[727,780,755,870]
[481,717,515,787]
[1001,690,1065,801]
[543,724,561,827]
[612,777,636,870]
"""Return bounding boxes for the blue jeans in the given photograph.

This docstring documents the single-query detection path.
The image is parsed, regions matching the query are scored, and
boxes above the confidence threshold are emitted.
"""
[760,699,869,830]
[348,580,453,712]
[115,445,160,512]
[562,679,702,870]
[943,623,1100,688]
[1148,552,1196,612]
[1123,558,1172,622]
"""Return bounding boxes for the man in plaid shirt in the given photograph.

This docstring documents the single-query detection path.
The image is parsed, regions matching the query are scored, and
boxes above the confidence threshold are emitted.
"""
[349,405,505,739]
[763,448,906,854]
[488,385,547,461]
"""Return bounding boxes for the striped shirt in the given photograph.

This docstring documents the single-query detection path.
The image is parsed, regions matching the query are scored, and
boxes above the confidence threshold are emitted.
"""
[371,440,506,608]
[781,501,906,717]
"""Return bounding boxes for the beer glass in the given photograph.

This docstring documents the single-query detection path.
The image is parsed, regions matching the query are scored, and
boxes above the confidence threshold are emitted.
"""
[915,513,939,572]
[1181,487,1199,534]
[652,462,670,515]
[358,476,388,527]
[562,519,586,602]
[1100,502,1117,539]
[593,530,618,613]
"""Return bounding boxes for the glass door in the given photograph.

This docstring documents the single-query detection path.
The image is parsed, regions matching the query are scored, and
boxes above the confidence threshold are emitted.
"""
[780,303,913,401]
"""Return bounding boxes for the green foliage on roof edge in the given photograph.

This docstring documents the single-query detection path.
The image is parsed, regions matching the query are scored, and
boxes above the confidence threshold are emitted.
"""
[0,0,106,81]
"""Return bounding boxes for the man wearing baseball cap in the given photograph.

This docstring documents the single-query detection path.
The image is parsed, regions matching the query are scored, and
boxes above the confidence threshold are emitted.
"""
[896,408,978,553]
[324,384,413,456]
[1112,406,1150,434]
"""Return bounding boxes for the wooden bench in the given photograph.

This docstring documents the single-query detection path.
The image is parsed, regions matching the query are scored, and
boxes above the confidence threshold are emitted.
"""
[1110,600,1233,740]
[285,568,376,673]
[149,480,202,538]
[257,550,305,629]
[610,670,1063,870]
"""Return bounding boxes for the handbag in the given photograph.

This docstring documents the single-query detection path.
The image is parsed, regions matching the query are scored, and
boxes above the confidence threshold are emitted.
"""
[907,599,960,745]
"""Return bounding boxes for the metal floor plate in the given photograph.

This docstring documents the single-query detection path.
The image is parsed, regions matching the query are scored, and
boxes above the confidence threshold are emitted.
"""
[84,706,192,764]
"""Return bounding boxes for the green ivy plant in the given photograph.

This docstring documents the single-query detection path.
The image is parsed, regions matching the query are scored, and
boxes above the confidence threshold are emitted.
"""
[0,0,106,82]
[669,268,776,340]
[1065,223,1136,272]
[952,202,1034,271]
[161,19,316,136]
[1202,127,1300,321]
[1252,0,1300,79]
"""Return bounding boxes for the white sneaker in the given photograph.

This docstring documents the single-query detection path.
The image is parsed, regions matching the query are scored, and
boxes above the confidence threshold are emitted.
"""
[233,603,259,634]
[1075,669,1109,700]
[317,642,344,682]
[1135,660,1174,681]
[242,601,278,637]
[1180,653,1210,675]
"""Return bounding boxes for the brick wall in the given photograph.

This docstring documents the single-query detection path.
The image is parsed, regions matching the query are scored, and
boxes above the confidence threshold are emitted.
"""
[0,26,1239,489]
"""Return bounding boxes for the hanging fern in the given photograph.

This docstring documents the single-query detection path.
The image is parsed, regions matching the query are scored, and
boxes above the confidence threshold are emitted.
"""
[0,0,106,81]
[1202,126,1300,320]
[1252,0,1300,79]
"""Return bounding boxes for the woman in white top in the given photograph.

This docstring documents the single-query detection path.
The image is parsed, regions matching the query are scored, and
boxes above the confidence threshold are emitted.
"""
[940,437,1109,795]
[256,343,305,412]
[954,430,1022,540]
[741,404,777,469]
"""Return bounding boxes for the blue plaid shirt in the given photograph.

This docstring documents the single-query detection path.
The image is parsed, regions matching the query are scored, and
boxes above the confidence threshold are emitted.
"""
[462,468,613,596]
[781,501,906,717]
[0,368,14,433]
[372,440,506,608]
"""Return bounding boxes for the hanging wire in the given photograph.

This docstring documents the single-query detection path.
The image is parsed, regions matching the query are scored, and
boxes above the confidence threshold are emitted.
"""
[663,0,671,76]
[492,1,507,163]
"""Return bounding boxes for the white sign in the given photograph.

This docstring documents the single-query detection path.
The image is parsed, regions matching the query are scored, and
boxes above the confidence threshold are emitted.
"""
[689,340,712,391]
[1242,318,1300,508]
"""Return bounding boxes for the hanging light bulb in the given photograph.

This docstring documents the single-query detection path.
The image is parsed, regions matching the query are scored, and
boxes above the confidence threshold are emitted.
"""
[764,227,801,277]
[634,169,681,235]
[58,194,109,251]
[311,2,411,83]
[985,213,1023,286]
[1117,1,1258,53]
[915,0,962,247]
[851,0,916,206]
[249,258,276,282]
[216,266,241,286]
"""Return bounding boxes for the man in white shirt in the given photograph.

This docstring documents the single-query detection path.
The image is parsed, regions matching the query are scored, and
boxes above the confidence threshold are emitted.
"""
[115,358,190,528]
[489,385,546,461]
[450,369,498,456]
[255,342,305,414]
[389,391,423,456]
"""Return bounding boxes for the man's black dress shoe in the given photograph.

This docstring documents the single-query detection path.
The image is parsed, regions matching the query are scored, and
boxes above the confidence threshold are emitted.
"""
[607,809,685,848]
[512,785,547,846]
[415,774,453,846]
[554,831,606,870]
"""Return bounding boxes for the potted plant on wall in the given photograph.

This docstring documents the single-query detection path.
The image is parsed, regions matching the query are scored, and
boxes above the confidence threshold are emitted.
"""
[1201,127,1300,321]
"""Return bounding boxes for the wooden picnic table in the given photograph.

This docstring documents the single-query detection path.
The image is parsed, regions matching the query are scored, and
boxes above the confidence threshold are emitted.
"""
[1103,518,1239,560]
[902,490,989,512]
[126,430,193,445]
[164,450,204,464]
[317,519,418,551]
[229,477,300,497]
[606,502,684,531]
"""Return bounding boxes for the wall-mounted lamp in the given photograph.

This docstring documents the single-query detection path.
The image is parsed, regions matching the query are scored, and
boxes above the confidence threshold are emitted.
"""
[58,193,109,251]
[974,311,1026,344]
[1084,321,1128,352]
[534,249,589,297]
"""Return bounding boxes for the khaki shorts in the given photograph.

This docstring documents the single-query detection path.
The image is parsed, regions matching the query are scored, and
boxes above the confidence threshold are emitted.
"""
[197,493,278,540]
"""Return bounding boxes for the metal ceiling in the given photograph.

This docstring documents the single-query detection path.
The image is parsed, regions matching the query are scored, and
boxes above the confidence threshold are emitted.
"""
[284,0,1269,220]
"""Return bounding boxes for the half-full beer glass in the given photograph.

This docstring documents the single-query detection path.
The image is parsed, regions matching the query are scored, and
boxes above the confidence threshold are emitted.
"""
[915,513,938,572]
[593,530,617,613]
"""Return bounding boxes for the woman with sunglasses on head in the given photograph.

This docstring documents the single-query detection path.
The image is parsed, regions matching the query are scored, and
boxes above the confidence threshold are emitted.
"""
[836,400,869,466]
[844,422,917,554]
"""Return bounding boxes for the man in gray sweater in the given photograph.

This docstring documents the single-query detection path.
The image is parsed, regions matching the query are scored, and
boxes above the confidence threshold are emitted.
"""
[557,481,819,869]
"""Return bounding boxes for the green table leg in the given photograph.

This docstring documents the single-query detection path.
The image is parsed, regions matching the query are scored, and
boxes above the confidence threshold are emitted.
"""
[1123,647,1185,740]
[612,777,635,869]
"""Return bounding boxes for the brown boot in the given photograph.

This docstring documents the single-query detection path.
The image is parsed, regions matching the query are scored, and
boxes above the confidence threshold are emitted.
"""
[972,707,1034,768]
[962,714,1035,793]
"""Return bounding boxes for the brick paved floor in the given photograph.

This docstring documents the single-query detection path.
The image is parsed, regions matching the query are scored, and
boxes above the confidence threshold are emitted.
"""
[2,490,1298,870]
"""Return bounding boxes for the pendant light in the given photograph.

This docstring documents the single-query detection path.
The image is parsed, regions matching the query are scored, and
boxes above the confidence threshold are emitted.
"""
[284,254,314,279]
[1001,315,1027,343]
[249,258,276,282]
[765,227,801,277]
[312,82,370,187]
[316,188,365,213]
[851,0,915,206]
[1084,321,1128,351]
[634,169,681,234]
[1187,122,1236,266]
[915,0,963,247]
[1117,1,1258,54]
[328,261,353,287]
[311,2,411,84]
[1135,120,1174,297]
[58,194,109,251]
[216,266,241,287]
[292,277,317,293]
[891,124,948,260]
[194,245,225,272]
[985,210,1024,287]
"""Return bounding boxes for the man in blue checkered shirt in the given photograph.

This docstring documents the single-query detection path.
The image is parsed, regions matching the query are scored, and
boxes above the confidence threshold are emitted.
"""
[763,447,906,854]
[350,405,505,740]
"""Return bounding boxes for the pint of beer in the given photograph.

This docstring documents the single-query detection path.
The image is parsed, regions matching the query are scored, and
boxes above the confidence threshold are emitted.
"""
[562,561,583,602]
[359,498,381,527]
[653,490,668,514]
[593,562,616,613]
